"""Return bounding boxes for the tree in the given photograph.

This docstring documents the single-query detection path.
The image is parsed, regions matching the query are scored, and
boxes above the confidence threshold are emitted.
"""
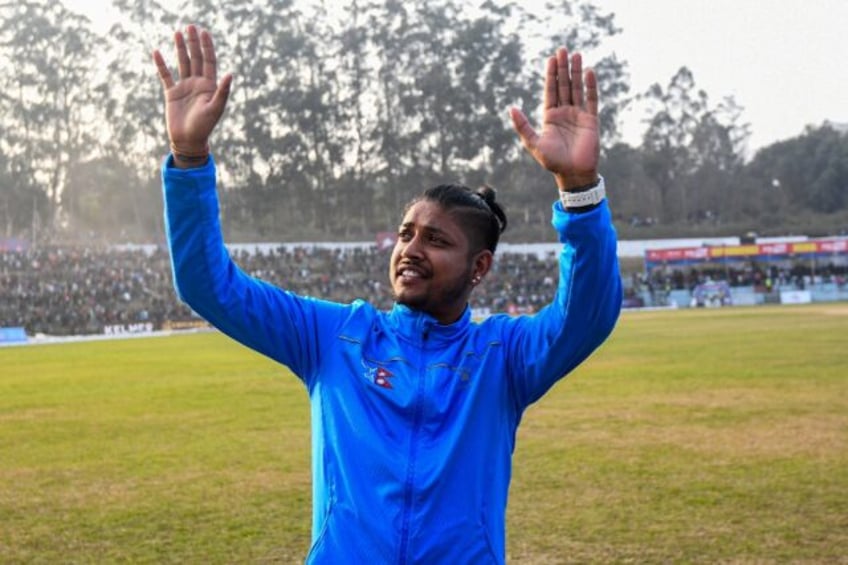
[0,0,100,239]
[63,157,157,239]
[600,142,659,228]
[489,0,630,239]
[640,67,704,223]
[0,0,640,242]
[536,0,630,148]
[639,67,748,226]
[687,96,749,224]
[333,0,379,236]
[745,124,848,220]
[95,0,179,239]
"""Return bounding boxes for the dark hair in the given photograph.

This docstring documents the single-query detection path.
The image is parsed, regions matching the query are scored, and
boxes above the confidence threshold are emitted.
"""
[407,183,508,253]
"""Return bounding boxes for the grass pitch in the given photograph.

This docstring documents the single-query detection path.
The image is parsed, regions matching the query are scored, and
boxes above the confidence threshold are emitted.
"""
[1,304,846,563]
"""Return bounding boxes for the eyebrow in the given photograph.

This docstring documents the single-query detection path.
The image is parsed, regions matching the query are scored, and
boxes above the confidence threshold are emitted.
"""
[398,223,453,239]
[400,222,442,232]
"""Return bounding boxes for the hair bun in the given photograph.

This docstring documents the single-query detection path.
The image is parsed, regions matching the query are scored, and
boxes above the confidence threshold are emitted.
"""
[475,185,497,205]
[475,185,507,234]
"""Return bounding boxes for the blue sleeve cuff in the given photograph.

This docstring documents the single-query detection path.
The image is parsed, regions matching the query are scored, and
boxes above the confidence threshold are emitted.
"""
[162,153,216,174]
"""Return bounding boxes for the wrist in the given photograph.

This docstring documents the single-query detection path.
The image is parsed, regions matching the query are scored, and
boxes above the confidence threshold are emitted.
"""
[555,172,599,192]
[559,176,605,212]
[171,144,210,169]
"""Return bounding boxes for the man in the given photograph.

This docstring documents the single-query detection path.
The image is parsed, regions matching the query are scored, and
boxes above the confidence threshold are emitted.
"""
[154,24,621,564]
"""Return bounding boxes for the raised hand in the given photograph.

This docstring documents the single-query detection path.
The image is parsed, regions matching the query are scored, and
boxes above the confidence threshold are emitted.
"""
[152,25,232,165]
[510,48,600,191]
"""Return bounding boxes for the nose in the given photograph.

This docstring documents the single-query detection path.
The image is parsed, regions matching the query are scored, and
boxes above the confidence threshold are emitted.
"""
[400,233,424,260]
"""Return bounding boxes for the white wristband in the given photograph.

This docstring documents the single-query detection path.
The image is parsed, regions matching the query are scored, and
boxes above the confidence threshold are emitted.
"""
[559,176,606,209]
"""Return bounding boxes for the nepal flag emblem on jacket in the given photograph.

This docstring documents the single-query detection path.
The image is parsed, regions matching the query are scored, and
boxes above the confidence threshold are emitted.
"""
[370,366,394,389]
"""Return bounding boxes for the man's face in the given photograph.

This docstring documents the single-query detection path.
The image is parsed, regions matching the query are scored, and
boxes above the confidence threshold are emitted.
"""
[390,200,485,325]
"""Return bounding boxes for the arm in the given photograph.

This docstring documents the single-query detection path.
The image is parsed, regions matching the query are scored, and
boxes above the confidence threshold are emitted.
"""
[162,156,348,382]
[504,47,622,406]
[504,200,621,407]
[154,26,346,382]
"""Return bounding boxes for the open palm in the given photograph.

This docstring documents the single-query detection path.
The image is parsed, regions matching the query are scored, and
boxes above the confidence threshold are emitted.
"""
[510,48,600,191]
[152,25,232,156]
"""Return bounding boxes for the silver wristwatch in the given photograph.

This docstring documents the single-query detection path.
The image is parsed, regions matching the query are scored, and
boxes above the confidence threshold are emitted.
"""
[559,176,606,209]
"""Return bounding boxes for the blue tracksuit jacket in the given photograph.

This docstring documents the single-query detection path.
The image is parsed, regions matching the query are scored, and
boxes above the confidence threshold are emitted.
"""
[162,156,622,564]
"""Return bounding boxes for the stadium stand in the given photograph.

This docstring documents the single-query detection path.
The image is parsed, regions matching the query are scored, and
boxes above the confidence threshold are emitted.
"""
[0,245,562,336]
[2,244,846,337]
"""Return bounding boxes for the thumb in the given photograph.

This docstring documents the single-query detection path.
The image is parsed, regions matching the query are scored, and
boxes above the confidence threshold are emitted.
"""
[509,107,539,153]
[210,73,233,118]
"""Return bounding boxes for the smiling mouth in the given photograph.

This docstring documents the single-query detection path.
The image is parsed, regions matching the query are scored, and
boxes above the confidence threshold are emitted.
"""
[396,266,428,282]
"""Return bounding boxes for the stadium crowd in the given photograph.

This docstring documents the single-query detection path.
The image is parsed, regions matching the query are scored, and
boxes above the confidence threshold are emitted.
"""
[0,245,563,336]
[0,246,192,336]
[3,245,845,336]
[640,262,848,294]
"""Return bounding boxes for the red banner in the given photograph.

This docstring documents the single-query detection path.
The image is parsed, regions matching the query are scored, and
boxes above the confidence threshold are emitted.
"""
[376,231,397,251]
[645,239,848,264]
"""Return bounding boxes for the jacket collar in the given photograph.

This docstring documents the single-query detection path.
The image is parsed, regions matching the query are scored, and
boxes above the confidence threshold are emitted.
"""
[387,303,471,345]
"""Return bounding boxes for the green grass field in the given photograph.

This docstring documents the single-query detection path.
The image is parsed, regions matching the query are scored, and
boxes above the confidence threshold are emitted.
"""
[1,304,847,564]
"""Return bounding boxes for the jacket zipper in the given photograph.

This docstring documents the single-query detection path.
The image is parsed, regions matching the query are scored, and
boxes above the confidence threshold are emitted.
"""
[397,321,430,564]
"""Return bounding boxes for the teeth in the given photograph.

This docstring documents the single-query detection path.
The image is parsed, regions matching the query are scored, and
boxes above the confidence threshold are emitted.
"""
[401,269,422,278]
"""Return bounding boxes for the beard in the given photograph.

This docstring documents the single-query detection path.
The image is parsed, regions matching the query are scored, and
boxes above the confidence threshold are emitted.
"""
[391,265,473,323]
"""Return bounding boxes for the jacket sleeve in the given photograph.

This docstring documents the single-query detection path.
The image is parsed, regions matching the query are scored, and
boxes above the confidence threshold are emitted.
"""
[504,198,622,408]
[161,155,347,385]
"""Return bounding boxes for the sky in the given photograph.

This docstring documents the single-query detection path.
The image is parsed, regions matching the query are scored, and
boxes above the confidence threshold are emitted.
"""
[68,0,848,156]
[590,0,848,154]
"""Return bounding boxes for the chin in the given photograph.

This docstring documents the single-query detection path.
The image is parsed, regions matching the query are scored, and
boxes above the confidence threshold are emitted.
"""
[394,290,424,310]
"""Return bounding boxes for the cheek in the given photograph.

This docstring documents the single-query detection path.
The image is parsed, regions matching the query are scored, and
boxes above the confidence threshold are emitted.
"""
[389,249,400,277]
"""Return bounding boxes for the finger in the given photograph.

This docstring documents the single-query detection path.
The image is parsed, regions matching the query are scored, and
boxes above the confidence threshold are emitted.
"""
[556,47,571,106]
[200,29,217,82]
[152,50,175,90]
[570,53,584,107]
[543,56,557,110]
[509,107,539,152]
[174,31,190,80]
[585,68,599,116]
[186,24,203,76]
[210,73,233,116]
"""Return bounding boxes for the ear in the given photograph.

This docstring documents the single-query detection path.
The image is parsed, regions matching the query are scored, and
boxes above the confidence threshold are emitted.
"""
[471,249,493,285]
